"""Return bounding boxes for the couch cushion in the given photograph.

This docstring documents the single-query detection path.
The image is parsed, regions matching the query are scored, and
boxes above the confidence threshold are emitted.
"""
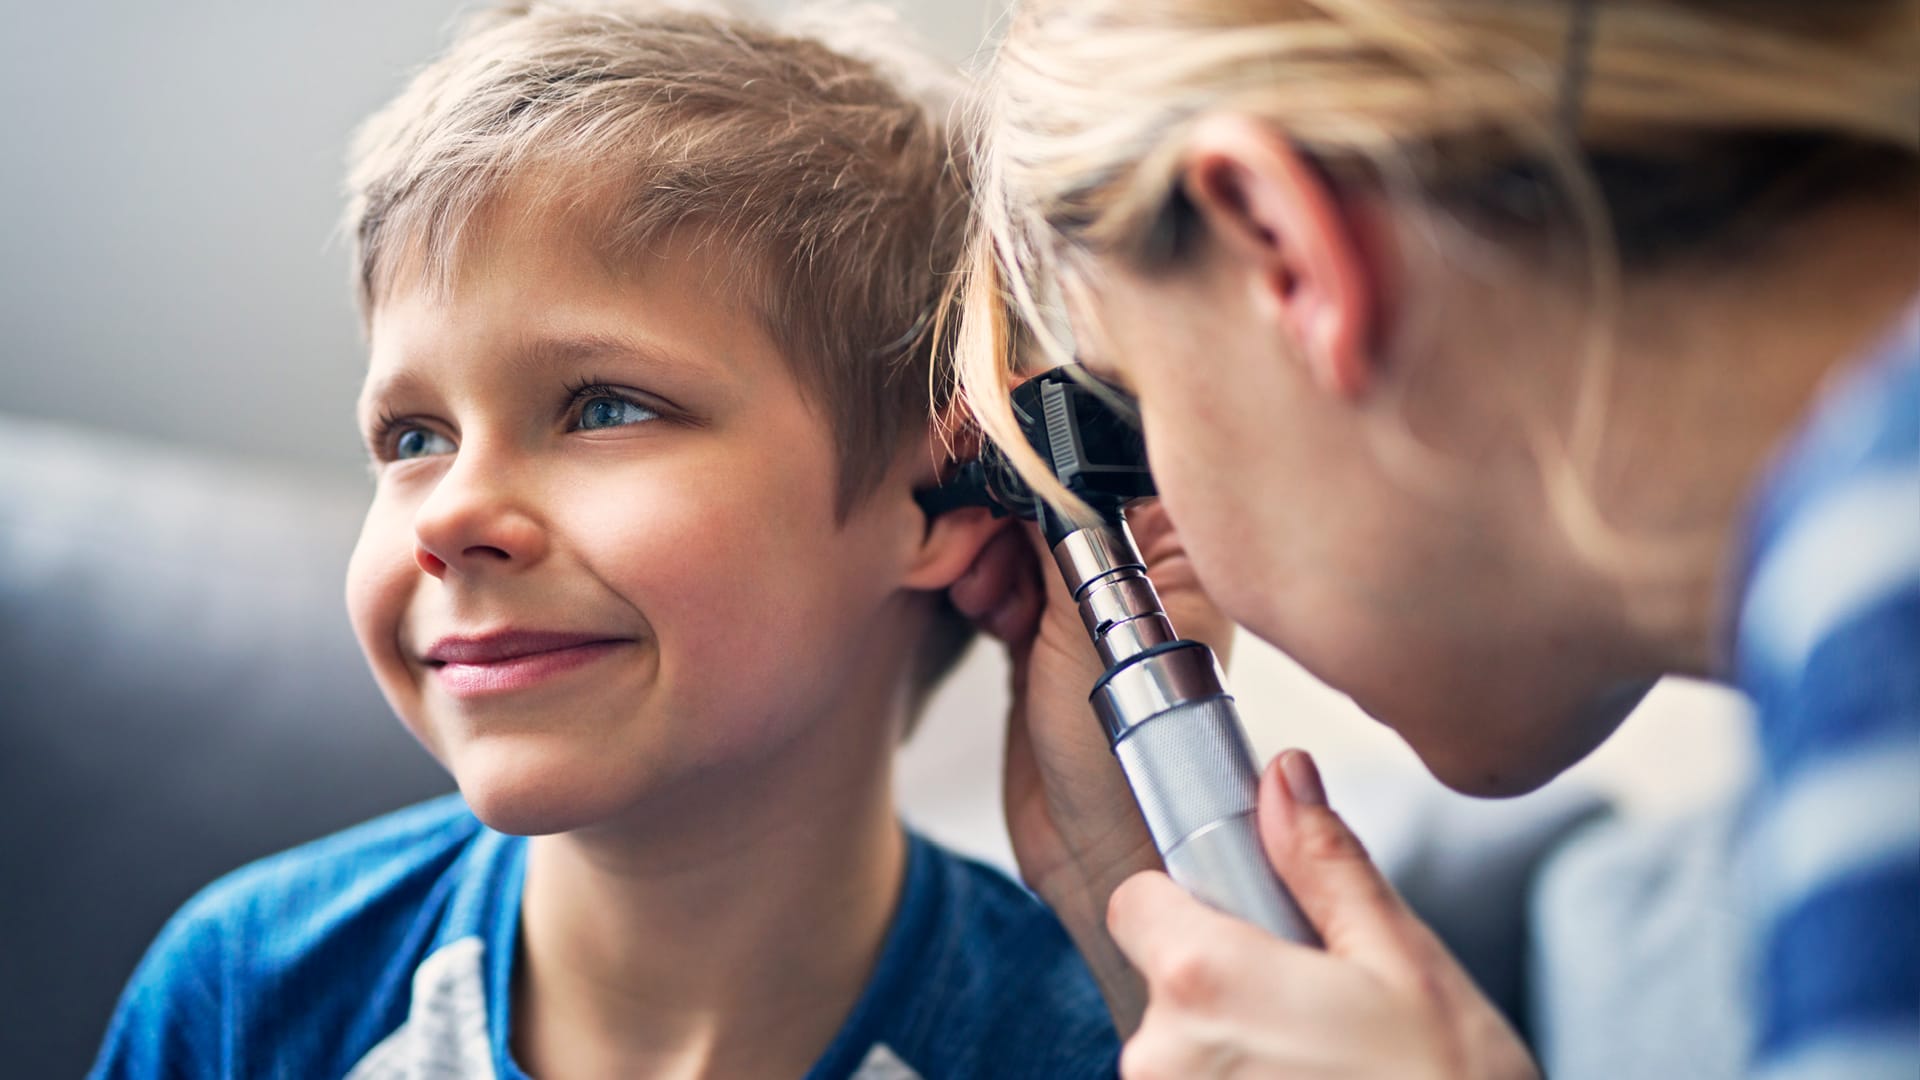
[0,416,452,1078]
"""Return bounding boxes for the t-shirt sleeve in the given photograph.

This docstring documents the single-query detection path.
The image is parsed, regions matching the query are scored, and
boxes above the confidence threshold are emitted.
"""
[1735,312,1920,1077]
[1742,596,1920,1075]
[88,900,230,1080]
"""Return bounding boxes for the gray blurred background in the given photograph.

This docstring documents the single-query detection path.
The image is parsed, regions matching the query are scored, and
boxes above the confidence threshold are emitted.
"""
[0,0,1006,474]
[0,2,1753,1077]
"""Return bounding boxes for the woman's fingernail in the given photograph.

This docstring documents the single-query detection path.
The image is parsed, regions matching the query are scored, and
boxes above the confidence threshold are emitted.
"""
[1280,749,1326,808]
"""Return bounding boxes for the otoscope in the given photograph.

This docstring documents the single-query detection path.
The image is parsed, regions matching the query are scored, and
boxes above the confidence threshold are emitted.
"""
[918,369,1317,943]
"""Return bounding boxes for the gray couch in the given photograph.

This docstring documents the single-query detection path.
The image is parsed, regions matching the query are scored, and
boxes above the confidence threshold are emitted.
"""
[3,412,1625,1077]
[0,417,453,1076]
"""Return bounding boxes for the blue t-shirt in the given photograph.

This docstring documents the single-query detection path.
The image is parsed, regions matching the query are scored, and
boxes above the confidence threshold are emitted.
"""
[90,796,1119,1079]
[1733,309,1919,1077]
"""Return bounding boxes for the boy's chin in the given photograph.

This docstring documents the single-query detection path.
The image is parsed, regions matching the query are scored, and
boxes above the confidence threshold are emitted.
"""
[445,739,654,837]
[458,780,592,837]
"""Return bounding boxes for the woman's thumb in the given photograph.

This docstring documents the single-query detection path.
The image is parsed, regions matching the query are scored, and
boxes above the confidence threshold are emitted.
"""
[1258,750,1424,978]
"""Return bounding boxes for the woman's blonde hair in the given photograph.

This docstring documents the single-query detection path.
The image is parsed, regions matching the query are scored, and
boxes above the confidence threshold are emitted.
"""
[952,0,1919,523]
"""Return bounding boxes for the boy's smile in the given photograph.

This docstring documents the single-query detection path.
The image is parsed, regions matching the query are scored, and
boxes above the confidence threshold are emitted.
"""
[418,629,640,698]
[346,203,940,837]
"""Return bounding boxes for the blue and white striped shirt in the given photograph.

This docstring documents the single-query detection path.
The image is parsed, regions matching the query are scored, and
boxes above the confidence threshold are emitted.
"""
[1734,309,1920,1079]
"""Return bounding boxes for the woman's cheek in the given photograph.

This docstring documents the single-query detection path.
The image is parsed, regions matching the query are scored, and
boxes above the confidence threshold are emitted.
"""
[1138,406,1250,612]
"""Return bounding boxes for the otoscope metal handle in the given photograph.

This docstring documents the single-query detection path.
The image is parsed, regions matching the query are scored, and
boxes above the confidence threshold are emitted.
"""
[1096,651,1318,944]
[1056,522,1318,945]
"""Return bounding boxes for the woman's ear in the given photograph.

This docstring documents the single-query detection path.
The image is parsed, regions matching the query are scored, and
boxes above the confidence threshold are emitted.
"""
[1178,113,1376,399]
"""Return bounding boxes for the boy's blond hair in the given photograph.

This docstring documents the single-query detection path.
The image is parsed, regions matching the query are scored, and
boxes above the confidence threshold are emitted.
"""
[345,0,977,702]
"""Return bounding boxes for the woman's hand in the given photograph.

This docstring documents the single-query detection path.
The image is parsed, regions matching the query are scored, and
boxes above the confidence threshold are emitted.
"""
[948,500,1233,1032]
[1106,750,1540,1080]
[949,504,1534,1077]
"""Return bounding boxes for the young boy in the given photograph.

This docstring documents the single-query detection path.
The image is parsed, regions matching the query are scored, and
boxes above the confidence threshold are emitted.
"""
[89,3,1120,1077]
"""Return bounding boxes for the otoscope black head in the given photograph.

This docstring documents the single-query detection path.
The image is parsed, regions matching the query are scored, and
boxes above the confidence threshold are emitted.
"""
[915,368,1154,545]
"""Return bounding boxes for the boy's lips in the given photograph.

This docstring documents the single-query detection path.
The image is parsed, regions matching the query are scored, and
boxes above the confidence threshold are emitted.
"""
[421,630,635,697]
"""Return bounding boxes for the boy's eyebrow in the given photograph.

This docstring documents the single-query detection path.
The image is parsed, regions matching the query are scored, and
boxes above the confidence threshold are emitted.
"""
[513,331,728,384]
[356,368,431,429]
[358,331,731,425]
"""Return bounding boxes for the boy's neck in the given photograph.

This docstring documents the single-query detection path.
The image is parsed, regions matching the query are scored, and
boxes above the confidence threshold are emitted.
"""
[511,710,909,1080]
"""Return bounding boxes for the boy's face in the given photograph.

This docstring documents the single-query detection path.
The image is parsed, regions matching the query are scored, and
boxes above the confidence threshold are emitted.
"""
[348,210,942,836]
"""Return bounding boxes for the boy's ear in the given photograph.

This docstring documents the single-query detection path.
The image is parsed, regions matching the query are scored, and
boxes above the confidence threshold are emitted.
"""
[1178,113,1376,399]
[900,424,1004,591]
[902,504,1003,592]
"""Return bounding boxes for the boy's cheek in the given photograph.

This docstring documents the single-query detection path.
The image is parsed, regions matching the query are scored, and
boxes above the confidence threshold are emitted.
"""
[569,466,812,582]
[345,508,420,671]
[344,532,449,763]
[586,491,857,667]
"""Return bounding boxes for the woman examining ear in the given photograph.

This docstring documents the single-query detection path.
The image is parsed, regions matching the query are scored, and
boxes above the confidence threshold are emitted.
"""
[944,0,1918,1075]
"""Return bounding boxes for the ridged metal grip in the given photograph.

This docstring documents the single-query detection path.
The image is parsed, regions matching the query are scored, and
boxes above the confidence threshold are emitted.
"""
[1054,522,1316,944]
[1112,696,1318,944]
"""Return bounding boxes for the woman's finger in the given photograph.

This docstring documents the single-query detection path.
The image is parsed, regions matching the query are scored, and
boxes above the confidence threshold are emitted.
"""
[1118,1014,1236,1080]
[1258,750,1429,981]
[1107,871,1310,1012]
[984,562,1043,646]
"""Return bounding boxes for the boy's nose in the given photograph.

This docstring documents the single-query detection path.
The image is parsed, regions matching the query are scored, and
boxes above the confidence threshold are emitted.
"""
[412,456,548,578]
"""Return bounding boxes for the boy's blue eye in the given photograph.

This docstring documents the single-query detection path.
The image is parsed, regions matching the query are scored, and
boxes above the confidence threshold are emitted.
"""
[578,395,660,430]
[393,427,455,460]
